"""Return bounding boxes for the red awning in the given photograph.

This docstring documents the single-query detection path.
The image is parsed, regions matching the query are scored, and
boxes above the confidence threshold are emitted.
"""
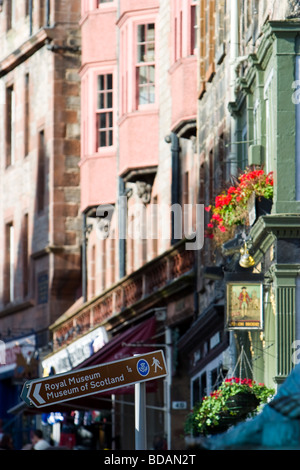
[73,316,158,395]
[74,315,157,370]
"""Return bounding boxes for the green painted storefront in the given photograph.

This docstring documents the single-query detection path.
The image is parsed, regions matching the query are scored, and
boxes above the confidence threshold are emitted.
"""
[233,21,300,388]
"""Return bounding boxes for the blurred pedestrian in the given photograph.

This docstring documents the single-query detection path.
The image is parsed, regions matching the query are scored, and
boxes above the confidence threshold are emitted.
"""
[31,430,50,450]
[0,434,13,450]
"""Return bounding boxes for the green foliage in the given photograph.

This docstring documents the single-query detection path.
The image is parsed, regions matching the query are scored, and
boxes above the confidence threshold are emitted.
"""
[185,377,275,436]
[205,167,274,246]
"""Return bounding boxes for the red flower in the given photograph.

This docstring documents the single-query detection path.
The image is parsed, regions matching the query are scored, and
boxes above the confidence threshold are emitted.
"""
[227,186,237,194]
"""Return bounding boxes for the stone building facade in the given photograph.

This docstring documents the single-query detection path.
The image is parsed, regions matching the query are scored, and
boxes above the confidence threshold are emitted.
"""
[0,0,82,438]
[180,0,300,416]
[43,0,199,450]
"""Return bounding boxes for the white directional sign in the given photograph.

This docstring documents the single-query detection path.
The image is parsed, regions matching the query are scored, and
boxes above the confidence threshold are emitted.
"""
[21,350,167,408]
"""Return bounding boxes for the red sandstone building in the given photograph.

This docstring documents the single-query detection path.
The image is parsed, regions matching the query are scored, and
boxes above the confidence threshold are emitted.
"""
[42,0,199,450]
[0,0,82,446]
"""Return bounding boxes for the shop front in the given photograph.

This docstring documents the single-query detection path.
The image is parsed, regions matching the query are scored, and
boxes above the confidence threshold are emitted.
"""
[0,333,38,448]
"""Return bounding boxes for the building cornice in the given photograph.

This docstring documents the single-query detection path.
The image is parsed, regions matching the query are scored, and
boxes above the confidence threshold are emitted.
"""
[0,27,56,78]
[250,214,300,263]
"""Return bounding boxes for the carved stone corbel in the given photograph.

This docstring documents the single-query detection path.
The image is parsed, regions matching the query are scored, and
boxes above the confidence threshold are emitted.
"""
[136,181,152,204]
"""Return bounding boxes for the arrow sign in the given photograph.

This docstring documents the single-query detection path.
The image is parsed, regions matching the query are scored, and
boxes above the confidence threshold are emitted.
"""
[21,350,167,408]
[32,383,46,405]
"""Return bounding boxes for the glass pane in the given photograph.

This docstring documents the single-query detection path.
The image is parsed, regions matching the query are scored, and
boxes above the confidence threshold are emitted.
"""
[138,67,148,84]
[108,130,113,146]
[98,75,104,91]
[100,113,106,128]
[139,86,150,104]
[149,85,155,103]
[138,25,145,43]
[98,93,104,109]
[149,65,155,83]
[146,43,155,62]
[108,111,113,127]
[107,74,113,90]
[107,91,113,108]
[139,86,148,105]
[146,24,155,41]
[100,131,106,147]
[138,44,145,62]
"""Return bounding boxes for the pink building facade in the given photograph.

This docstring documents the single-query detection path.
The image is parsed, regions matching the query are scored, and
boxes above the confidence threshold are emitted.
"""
[79,0,198,294]
[46,0,199,450]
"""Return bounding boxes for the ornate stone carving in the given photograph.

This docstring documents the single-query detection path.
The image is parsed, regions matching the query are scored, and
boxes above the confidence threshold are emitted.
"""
[135,181,152,204]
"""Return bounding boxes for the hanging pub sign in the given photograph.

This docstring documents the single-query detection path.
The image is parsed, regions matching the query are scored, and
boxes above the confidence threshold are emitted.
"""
[226,281,263,330]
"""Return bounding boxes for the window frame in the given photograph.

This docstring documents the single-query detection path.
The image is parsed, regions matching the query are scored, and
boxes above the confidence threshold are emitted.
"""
[95,72,114,150]
[5,84,15,168]
[4,221,15,304]
[97,0,114,5]
[135,22,156,109]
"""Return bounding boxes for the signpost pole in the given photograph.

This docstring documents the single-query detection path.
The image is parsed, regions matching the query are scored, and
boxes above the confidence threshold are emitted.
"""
[135,381,147,450]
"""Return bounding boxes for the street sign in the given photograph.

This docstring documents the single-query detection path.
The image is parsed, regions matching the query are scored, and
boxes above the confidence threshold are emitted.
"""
[21,350,167,408]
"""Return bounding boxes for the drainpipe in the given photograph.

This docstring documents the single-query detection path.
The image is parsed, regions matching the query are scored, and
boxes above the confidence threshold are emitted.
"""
[118,177,126,279]
[165,326,172,450]
[170,132,180,245]
[82,212,87,303]
[228,0,239,178]
[46,0,50,27]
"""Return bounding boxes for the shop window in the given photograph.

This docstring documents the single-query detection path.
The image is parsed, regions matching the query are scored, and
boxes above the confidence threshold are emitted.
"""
[192,372,207,407]
[96,74,113,149]
[136,23,155,106]
[192,377,200,406]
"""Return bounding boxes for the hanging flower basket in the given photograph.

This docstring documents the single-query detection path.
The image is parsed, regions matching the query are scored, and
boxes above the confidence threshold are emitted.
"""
[184,377,275,437]
[255,195,273,217]
[205,167,274,247]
